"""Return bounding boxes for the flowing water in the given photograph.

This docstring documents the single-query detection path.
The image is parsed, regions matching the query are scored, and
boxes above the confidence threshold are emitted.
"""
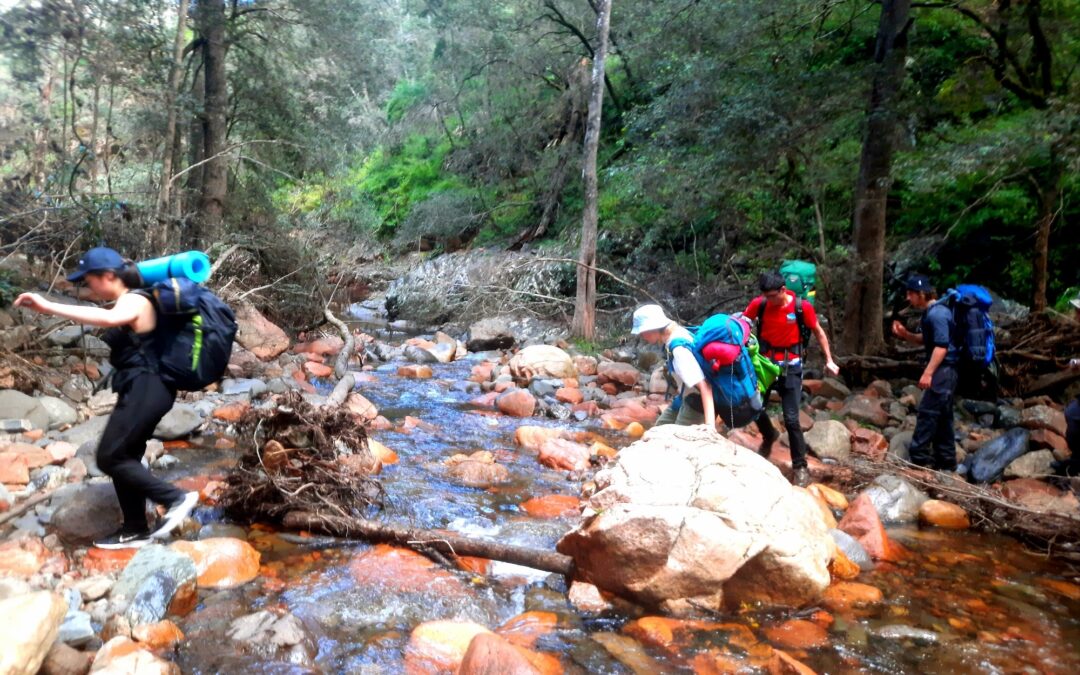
[164,356,1080,673]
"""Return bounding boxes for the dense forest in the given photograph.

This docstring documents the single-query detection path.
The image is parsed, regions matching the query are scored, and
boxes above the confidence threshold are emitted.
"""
[1,0,1078,347]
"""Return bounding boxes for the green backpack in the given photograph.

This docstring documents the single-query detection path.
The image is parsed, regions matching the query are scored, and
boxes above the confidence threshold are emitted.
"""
[780,260,817,305]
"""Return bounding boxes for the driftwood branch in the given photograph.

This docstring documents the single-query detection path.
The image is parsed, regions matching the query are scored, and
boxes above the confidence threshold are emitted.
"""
[326,373,355,408]
[283,510,576,577]
[207,243,242,282]
[323,308,355,379]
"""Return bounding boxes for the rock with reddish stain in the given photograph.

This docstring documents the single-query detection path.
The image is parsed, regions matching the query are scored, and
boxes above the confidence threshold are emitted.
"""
[405,620,493,673]
[520,495,580,519]
[538,439,591,472]
[837,493,904,562]
[763,619,829,650]
[851,428,888,461]
[497,389,537,418]
[211,401,250,423]
[555,388,583,405]
[596,362,641,389]
[169,538,261,589]
[821,581,883,612]
[513,426,564,450]
[496,611,558,648]
[131,620,185,649]
[349,545,467,598]
[918,500,970,529]
[398,364,434,379]
[234,302,289,360]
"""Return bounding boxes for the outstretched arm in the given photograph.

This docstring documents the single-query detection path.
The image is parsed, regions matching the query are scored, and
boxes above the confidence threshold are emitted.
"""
[812,324,840,376]
[697,379,716,432]
[14,292,144,329]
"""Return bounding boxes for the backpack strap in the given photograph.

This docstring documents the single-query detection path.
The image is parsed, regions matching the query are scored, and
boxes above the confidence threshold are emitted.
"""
[793,297,805,353]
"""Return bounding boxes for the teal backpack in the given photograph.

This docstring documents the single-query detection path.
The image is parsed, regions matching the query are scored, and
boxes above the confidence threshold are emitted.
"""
[780,260,817,305]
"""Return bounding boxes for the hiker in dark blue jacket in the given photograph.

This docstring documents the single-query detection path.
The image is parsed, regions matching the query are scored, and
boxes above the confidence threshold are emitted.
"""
[891,275,961,471]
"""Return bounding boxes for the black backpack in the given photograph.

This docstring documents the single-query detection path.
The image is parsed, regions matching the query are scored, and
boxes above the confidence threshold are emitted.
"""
[135,278,237,391]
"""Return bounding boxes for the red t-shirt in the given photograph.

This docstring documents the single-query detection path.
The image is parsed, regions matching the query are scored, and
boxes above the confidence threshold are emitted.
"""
[744,291,818,361]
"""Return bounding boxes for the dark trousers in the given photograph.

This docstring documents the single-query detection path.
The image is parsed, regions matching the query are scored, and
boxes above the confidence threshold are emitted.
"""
[1065,398,1080,476]
[909,365,959,471]
[96,370,183,532]
[755,363,808,470]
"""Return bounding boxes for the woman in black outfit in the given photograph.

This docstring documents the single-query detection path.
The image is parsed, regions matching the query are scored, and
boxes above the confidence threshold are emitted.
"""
[15,247,198,549]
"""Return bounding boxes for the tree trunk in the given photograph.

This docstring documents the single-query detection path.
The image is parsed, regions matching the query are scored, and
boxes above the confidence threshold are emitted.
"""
[89,83,100,186]
[570,0,612,340]
[1030,155,1061,313]
[842,0,911,356]
[193,0,228,247]
[31,68,55,189]
[158,0,189,220]
[185,55,206,217]
[282,511,576,577]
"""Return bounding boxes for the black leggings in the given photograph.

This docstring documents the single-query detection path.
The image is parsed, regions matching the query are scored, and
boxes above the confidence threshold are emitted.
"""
[97,370,184,532]
[755,363,808,469]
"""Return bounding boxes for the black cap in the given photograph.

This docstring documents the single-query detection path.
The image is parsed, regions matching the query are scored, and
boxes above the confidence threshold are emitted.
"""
[905,274,933,293]
[67,247,125,282]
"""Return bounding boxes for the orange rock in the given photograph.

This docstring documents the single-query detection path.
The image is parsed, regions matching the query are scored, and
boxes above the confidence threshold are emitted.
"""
[455,555,492,576]
[212,401,250,423]
[132,620,185,649]
[0,537,49,577]
[554,388,583,405]
[341,452,382,476]
[405,620,493,674]
[93,637,144,670]
[538,438,591,472]
[821,582,884,612]
[837,493,903,561]
[520,494,580,519]
[797,486,837,529]
[345,392,379,422]
[470,362,495,383]
[807,483,848,511]
[621,616,743,655]
[497,611,558,648]
[918,500,970,529]
[0,452,30,484]
[1036,578,1080,601]
[828,546,861,581]
[199,480,226,505]
[850,428,888,461]
[494,380,515,394]
[214,437,235,450]
[567,581,613,613]
[769,648,818,675]
[763,619,828,650]
[624,422,644,438]
[163,439,193,450]
[398,364,434,379]
[84,547,139,574]
[571,401,601,418]
[600,415,626,430]
[458,632,561,675]
[169,538,261,589]
[589,441,618,459]
[303,361,334,379]
[293,337,344,357]
[497,389,537,418]
[368,439,399,465]
[45,441,78,463]
[809,611,834,629]
[2,442,52,469]
[514,426,564,451]
[350,544,466,597]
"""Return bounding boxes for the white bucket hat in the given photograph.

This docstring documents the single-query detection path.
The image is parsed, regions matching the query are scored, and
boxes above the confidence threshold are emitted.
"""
[631,304,671,335]
[1070,294,1080,310]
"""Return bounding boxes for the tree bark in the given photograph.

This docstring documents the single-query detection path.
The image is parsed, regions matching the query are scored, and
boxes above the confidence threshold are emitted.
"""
[1030,155,1061,312]
[186,50,206,217]
[571,0,612,340]
[193,0,228,246]
[282,511,576,577]
[842,0,911,356]
[158,0,189,220]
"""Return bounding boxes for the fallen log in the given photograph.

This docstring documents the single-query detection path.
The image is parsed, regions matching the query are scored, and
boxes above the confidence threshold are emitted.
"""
[324,308,357,379]
[283,510,576,578]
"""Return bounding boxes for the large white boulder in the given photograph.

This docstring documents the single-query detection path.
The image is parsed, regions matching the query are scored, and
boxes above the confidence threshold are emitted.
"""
[557,424,833,615]
[0,590,68,675]
[508,345,576,381]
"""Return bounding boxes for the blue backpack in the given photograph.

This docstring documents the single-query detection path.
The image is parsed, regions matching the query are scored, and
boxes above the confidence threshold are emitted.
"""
[135,278,238,391]
[942,284,995,369]
[669,314,763,428]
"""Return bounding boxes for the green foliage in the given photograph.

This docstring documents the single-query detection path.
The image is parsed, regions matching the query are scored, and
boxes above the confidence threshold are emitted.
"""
[386,80,430,123]
[0,270,20,307]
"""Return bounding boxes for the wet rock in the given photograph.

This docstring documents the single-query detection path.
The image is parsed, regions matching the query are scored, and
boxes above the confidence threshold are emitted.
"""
[112,545,198,625]
[445,451,511,487]
[226,609,317,667]
[557,425,834,614]
[497,389,537,418]
[1004,449,1055,478]
[219,378,268,397]
[769,649,817,675]
[568,581,614,613]
[841,396,890,428]
[996,405,1021,428]
[918,500,970,529]
[0,390,51,430]
[350,544,467,597]
[404,343,439,365]
[538,438,591,472]
[602,399,659,426]
[554,387,583,405]
[234,302,289,361]
[863,475,928,524]
[807,484,848,511]
[152,404,202,441]
[40,641,92,675]
[51,482,123,545]
[0,590,68,675]
[828,544,861,580]
[58,609,95,647]
[764,619,829,650]
[837,494,903,562]
[821,581,883,612]
[131,620,184,650]
[406,620,493,674]
[211,401,250,424]
[92,639,179,674]
[458,633,556,675]
[509,345,577,381]
[528,379,555,399]
[513,426,564,450]
[39,396,78,429]
[869,624,941,645]
[397,364,433,379]
[520,494,580,519]
[428,341,457,364]
[169,538,261,589]
[1021,404,1067,436]
[467,318,515,352]
[967,428,1029,483]
[496,611,558,649]
[803,421,850,461]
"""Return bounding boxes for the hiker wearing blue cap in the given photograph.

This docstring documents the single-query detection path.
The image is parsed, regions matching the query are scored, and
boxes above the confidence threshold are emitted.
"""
[14,247,198,549]
[891,274,961,471]
[631,304,717,430]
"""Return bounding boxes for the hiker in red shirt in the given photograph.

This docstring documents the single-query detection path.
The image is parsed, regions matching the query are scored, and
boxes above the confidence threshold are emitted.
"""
[744,272,840,486]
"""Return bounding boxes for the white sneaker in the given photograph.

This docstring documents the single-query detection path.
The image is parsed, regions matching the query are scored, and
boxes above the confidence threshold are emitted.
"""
[152,491,199,539]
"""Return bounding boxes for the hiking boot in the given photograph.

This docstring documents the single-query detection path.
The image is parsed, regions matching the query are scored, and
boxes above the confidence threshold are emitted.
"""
[758,427,780,458]
[152,491,199,540]
[792,467,811,488]
[94,529,152,550]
